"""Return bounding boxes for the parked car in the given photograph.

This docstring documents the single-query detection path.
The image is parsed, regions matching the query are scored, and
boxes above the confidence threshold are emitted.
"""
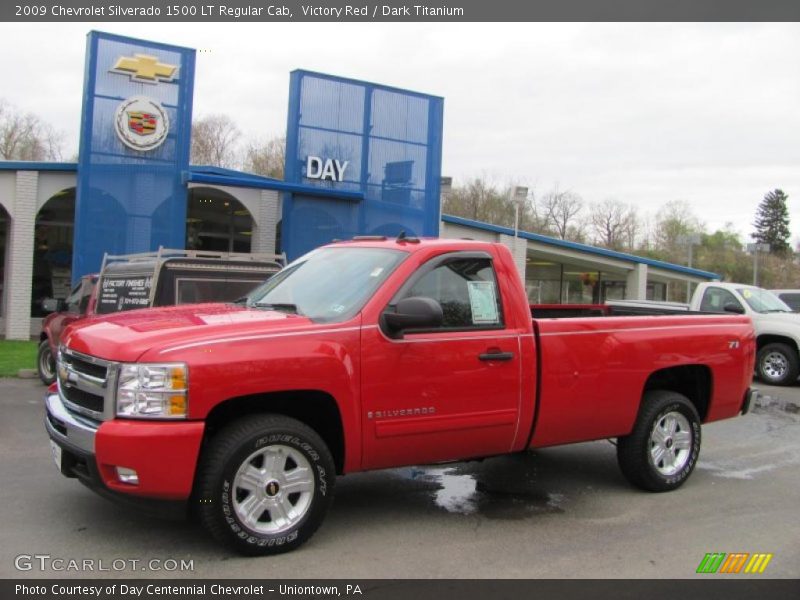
[36,248,283,384]
[37,274,98,385]
[770,289,800,313]
[45,237,756,555]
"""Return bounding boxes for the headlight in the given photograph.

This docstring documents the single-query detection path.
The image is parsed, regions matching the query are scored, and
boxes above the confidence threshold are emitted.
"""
[116,363,188,419]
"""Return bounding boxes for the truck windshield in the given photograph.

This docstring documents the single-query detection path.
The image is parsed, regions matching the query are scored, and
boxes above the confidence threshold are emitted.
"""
[246,247,407,322]
[737,287,792,314]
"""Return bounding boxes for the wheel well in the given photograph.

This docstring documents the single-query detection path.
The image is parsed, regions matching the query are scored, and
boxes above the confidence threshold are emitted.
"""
[756,334,799,355]
[203,390,345,474]
[643,365,712,421]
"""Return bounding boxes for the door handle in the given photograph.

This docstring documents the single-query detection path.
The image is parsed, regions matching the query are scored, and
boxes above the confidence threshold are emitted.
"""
[478,350,515,361]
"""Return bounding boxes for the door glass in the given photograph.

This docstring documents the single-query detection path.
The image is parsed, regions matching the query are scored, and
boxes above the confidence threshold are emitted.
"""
[404,258,503,329]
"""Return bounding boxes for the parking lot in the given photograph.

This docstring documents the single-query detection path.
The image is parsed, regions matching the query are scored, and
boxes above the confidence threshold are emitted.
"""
[1,377,798,579]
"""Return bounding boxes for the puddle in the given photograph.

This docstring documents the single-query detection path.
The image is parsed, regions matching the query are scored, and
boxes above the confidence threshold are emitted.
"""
[403,466,566,519]
[752,394,800,415]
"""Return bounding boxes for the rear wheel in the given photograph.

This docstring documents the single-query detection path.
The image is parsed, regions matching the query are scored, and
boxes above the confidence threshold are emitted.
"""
[195,414,335,555]
[617,390,701,492]
[756,343,799,386]
[37,341,56,385]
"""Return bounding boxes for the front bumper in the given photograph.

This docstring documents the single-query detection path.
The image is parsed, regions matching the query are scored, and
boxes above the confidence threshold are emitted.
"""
[44,391,205,502]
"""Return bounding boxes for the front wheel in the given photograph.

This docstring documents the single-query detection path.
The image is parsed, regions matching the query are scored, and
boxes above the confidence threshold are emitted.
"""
[37,340,56,385]
[617,390,701,492]
[195,414,335,555]
[756,343,799,386]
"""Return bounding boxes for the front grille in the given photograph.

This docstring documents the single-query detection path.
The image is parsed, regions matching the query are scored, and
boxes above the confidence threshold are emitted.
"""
[65,355,107,380]
[58,348,116,420]
[62,385,104,413]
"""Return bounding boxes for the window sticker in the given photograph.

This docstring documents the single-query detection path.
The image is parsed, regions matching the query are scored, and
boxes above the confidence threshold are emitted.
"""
[742,289,752,299]
[467,281,499,324]
[370,267,384,278]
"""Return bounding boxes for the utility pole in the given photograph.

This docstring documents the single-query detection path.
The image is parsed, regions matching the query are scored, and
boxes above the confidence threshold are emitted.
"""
[746,243,770,286]
[511,186,529,283]
[677,233,701,301]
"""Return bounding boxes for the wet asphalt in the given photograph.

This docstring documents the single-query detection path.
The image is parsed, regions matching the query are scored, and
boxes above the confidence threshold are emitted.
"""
[1,378,798,579]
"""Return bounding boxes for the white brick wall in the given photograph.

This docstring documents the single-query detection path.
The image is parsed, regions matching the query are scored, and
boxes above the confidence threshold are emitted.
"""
[499,233,527,284]
[5,171,38,340]
[252,190,280,255]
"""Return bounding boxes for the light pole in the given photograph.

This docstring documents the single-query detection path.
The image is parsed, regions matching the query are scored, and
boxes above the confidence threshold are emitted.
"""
[511,185,529,239]
[677,233,701,301]
[439,176,452,237]
[511,186,529,283]
[746,243,770,286]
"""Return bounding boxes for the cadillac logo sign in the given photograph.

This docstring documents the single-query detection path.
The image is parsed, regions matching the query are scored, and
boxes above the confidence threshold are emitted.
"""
[114,96,169,152]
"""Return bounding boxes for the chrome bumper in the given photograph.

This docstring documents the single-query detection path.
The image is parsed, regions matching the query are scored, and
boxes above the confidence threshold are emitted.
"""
[44,391,98,454]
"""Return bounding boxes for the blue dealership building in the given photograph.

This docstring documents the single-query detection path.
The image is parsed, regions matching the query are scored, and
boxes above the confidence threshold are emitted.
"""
[0,31,718,340]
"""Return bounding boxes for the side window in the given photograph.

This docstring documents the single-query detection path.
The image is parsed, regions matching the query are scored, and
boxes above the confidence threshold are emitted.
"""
[700,287,743,313]
[78,280,94,314]
[64,283,83,314]
[780,293,800,312]
[403,257,503,329]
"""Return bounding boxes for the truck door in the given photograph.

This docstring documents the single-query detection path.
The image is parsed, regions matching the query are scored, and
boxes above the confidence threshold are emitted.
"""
[360,252,521,469]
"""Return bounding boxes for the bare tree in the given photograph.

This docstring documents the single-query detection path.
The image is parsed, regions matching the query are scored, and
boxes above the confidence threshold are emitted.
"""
[442,177,544,232]
[589,199,638,251]
[191,114,241,168]
[242,136,285,179]
[538,186,584,240]
[0,99,63,160]
[652,200,703,260]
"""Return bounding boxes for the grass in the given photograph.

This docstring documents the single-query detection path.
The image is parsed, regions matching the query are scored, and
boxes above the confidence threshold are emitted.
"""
[0,340,38,377]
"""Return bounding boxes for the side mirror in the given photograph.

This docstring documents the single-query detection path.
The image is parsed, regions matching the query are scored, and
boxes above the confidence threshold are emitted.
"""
[41,298,65,313]
[383,296,443,337]
[723,303,745,315]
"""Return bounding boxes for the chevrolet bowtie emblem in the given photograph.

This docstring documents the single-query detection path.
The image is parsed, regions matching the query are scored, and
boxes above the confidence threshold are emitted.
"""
[110,54,178,84]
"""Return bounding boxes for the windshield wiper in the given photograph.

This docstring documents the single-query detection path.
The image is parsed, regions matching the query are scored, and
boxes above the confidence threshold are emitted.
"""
[255,302,301,315]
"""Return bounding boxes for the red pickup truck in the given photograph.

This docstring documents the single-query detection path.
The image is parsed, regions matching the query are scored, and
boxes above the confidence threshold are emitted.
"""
[45,238,756,555]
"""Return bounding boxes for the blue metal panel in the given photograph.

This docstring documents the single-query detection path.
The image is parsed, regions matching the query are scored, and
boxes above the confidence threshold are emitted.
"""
[283,70,444,260]
[72,31,195,282]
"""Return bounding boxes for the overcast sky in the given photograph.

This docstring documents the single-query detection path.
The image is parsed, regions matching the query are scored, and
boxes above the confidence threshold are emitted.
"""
[1,22,798,245]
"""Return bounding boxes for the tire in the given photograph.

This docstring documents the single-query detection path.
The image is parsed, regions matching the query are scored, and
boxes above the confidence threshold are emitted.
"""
[756,343,799,386]
[37,340,56,385]
[195,414,335,555]
[617,390,701,492]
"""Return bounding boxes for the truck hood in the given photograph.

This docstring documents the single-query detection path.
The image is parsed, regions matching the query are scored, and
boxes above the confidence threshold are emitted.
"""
[61,303,315,362]
[753,311,800,332]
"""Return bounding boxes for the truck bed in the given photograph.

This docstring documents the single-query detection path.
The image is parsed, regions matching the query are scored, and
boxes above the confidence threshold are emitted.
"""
[528,312,755,448]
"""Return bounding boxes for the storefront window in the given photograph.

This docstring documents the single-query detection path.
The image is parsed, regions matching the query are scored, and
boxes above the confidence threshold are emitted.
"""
[525,262,562,303]
[187,188,253,253]
[32,189,75,317]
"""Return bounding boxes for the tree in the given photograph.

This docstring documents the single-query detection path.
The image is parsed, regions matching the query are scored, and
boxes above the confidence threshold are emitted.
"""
[652,200,703,262]
[588,199,638,251]
[442,177,544,232]
[190,114,241,168]
[0,99,63,160]
[752,189,791,255]
[242,136,285,179]
[538,186,584,240]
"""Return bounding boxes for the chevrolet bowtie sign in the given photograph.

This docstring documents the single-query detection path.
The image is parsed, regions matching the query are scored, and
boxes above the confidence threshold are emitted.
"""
[306,156,349,182]
[110,53,178,84]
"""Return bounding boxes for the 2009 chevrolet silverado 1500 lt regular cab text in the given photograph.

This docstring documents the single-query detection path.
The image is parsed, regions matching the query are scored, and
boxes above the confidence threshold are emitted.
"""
[45,238,757,555]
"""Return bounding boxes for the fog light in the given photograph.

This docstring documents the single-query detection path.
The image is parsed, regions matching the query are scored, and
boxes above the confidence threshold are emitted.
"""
[116,467,139,485]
